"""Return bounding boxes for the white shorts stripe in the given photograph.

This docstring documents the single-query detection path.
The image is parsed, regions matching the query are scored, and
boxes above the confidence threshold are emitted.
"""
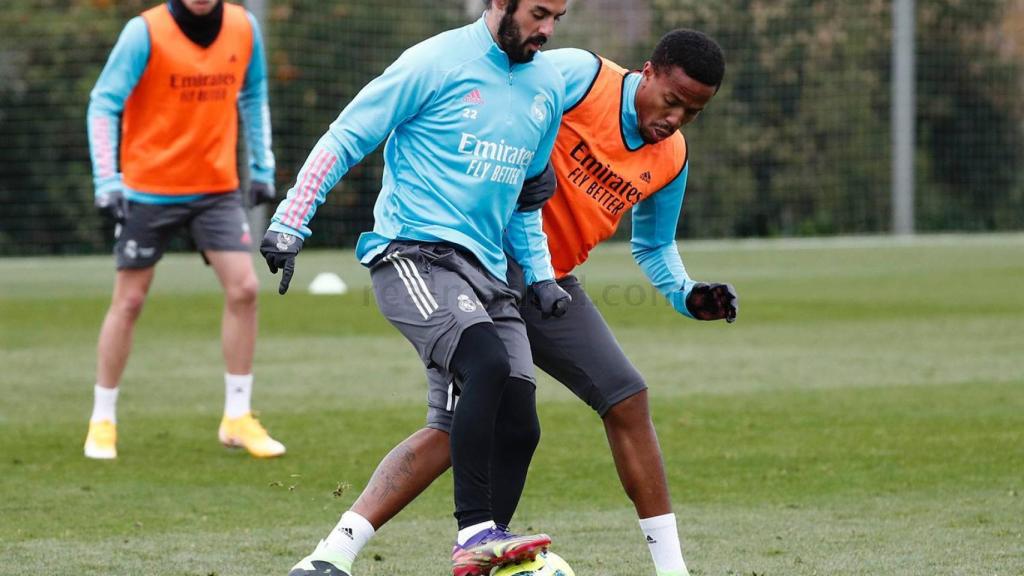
[395,254,440,310]
[446,380,459,412]
[390,254,437,315]
[385,253,432,319]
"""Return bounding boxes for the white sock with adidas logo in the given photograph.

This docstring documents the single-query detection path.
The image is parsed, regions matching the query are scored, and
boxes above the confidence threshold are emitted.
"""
[323,510,375,566]
[223,373,252,419]
[639,513,689,576]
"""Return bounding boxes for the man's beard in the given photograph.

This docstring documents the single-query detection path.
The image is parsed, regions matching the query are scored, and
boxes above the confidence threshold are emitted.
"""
[497,6,547,63]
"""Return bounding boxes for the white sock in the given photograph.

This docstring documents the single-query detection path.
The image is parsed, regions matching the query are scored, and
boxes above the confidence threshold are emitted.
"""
[91,385,119,423]
[457,520,496,546]
[223,373,253,418]
[639,513,689,576]
[322,511,375,566]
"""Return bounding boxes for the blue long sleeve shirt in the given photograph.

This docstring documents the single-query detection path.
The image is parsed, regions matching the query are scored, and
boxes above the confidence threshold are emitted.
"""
[523,48,697,317]
[86,5,274,204]
[268,17,565,283]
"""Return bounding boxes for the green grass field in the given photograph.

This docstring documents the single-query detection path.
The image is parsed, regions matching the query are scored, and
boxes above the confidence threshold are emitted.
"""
[1,235,1022,576]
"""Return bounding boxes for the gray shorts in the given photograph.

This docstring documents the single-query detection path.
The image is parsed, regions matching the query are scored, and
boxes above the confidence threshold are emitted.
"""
[115,191,251,270]
[370,242,535,431]
[520,272,646,417]
[425,259,646,431]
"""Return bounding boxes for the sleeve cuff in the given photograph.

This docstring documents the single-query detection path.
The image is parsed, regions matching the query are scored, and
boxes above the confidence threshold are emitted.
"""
[95,177,123,197]
[267,221,306,239]
[526,262,555,285]
[249,169,274,185]
[670,279,696,319]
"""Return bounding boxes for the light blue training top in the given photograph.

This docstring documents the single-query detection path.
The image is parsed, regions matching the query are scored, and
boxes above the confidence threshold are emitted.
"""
[531,48,697,318]
[268,16,565,284]
[86,3,275,204]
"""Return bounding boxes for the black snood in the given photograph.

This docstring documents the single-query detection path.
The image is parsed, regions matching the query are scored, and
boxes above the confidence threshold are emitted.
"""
[168,0,224,48]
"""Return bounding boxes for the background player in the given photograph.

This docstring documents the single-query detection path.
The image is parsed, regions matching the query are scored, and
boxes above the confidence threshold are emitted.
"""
[84,0,283,460]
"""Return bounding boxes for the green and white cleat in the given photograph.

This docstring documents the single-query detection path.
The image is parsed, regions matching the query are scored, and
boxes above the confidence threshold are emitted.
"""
[288,540,353,576]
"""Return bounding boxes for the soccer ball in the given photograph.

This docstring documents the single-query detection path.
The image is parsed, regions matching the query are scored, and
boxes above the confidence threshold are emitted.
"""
[490,551,575,576]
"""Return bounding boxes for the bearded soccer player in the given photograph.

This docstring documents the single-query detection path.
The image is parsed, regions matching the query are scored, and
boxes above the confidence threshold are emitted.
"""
[261,1,572,575]
[84,0,283,460]
[286,29,738,576]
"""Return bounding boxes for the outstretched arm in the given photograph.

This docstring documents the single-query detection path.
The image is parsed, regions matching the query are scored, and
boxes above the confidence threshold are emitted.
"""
[631,164,738,322]
[267,48,440,239]
[262,46,441,294]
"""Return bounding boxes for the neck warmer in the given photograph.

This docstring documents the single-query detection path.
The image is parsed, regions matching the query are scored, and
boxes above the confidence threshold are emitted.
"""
[168,0,223,48]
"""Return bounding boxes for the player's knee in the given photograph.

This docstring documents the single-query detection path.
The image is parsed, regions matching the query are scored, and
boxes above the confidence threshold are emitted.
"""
[497,408,540,456]
[226,274,259,308]
[477,350,512,384]
[461,351,511,396]
[113,291,147,320]
[603,387,651,426]
[453,324,511,388]
[513,412,541,448]
[499,378,540,447]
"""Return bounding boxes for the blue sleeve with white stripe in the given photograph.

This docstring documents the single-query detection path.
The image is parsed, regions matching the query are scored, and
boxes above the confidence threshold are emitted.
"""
[86,17,149,196]
[239,12,275,185]
[630,164,696,318]
[269,47,440,238]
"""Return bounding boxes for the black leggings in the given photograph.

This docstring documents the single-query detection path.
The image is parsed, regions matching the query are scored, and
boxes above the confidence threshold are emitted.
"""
[449,323,541,529]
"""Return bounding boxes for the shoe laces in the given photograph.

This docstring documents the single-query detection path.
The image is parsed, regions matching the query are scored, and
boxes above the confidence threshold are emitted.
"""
[463,526,512,548]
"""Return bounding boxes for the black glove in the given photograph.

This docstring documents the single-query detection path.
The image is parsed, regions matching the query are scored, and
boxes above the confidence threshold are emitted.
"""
[247,181,276,207]
[95,190,128,223]
[685,282,738,323]
[529,279,571,319]
[260,230,303,295]
[516,162,556,212]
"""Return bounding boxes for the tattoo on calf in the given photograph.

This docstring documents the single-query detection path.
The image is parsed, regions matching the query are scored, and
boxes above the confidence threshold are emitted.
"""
[370,445,417,504]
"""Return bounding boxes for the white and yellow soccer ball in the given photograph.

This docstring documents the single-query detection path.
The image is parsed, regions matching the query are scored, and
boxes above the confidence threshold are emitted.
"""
[490,551,575,576]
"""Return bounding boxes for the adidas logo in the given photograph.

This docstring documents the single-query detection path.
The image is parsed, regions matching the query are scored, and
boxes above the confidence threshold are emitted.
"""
[463,89,484,105]
[640,171,652,183]
[340,527,354,539]
[646,535,657,544]
[229,54,237,63]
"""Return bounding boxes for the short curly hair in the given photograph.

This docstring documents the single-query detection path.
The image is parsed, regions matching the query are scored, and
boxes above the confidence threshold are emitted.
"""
[651,29,725,88]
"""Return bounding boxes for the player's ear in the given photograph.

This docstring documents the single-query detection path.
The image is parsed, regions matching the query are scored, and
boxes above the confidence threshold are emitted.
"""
[641,61,655,79]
